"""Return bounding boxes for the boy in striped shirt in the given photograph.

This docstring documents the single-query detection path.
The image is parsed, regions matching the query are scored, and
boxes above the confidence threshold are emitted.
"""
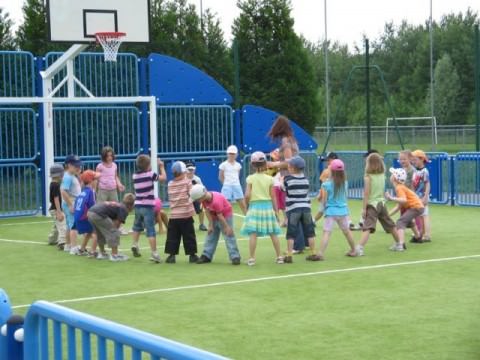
[164,161,199,264]
[131,154,166,263]
[282,156,319,263]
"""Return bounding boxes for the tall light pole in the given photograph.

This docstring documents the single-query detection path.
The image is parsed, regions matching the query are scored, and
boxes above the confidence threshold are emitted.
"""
[200,0,204,31]
[429,0,435,150]
[324,0,330,131]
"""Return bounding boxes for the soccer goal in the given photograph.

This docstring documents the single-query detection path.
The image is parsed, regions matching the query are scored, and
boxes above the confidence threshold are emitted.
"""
[385,116,438,145]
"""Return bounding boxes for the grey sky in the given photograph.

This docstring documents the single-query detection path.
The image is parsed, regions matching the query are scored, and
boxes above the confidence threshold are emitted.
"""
[0,0,477,49]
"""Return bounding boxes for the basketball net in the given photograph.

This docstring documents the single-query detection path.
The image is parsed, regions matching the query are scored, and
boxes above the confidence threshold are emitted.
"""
[95,32,126,62]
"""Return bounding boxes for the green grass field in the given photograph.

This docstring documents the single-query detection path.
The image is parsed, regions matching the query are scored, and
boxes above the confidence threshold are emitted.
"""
[1,200,479,359]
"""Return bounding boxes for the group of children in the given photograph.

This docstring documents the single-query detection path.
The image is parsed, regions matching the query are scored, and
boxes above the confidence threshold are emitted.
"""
[47,143,432,265]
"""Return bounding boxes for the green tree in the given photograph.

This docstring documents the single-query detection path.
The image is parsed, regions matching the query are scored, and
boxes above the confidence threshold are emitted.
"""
[232,0,320,132]
[16,0,66,54]
[427,53,462,124]
[0,8,15,50]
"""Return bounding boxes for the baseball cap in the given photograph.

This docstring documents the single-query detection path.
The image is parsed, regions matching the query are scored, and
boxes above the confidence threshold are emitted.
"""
[80,170,97,184]
[189,184,207,201]
[185,160,196,170]
[389,167,407,183]
[49,163,64,178]
[288,155,305,170]
[330,159,345,171]
[251,151,266,163]
[171,161,187,174]
[65,154,82,167]
[321,151,338,162]
[226,145,238,154]
[412,150,430,163]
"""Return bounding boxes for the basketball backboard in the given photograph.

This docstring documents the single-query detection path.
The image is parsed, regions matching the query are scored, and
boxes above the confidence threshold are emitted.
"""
[46,0,151,43]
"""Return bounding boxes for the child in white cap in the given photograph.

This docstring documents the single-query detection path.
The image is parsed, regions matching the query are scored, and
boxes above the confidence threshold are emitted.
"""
[219,145,247,215]
[241,151,283,265]
[385,167,424,251]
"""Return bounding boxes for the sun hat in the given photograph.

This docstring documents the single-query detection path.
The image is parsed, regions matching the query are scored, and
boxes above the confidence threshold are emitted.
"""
[226,145,238,154]
[251,151,266,163]
[80,170,97,184]
[330,159,345,171]
[65,154,82,167]
[190,184,207,201]
[412,150,430,163]
[288,155,305,170]
[389,167,407,183]
[49,163,64,178]
[171,161,188,174]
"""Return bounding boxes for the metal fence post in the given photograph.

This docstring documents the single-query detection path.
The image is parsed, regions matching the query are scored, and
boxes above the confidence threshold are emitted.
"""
[35,56,47,215]
[138,57,149,154]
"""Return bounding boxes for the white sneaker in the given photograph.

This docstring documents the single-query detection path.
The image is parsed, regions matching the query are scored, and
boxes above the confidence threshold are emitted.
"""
[69,246,80,255]
[109,253,129,262]
[247,258,256,266]
[275,256,284,264]
[63,244,71,252]
[119,227,129,236]
[355,245,364,256]
[150,253,161,263]
[389,243,405,252]
[96,252,108,260]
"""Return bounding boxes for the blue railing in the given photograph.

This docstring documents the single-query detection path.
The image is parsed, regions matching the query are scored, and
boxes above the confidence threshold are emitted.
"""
[334,151,366,199]
[157,105,234,156]
[45,52,139,97]
[454,152,480,206]
[0,51,35,97]
[22,301,228,360]
[0,108,38,162]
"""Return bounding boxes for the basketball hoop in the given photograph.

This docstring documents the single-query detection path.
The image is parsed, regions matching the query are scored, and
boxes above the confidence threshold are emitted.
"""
[95,32,126,62]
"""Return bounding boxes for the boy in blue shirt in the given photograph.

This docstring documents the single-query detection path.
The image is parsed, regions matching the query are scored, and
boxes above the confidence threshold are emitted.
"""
[73,170,97,256]
[61,155,82,254]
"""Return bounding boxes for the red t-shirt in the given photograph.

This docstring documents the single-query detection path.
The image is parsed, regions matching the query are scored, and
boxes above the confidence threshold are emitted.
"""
[202,192,233,220]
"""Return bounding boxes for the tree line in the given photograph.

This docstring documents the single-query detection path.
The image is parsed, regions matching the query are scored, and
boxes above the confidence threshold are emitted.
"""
[0,0,478,132]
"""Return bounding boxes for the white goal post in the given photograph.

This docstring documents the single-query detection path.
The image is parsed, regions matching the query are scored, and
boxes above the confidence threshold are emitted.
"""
[385,116,438,145]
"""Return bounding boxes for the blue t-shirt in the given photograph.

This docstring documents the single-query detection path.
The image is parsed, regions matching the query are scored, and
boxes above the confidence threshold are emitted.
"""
[60,172,81,202]
[74,187,95,222]
[321,180,349,217]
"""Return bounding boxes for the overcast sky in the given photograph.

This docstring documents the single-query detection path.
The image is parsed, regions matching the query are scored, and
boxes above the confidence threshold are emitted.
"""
[0,0,477,49]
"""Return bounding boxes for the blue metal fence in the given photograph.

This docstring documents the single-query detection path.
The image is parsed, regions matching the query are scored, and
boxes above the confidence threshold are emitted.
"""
[23,301,228,360]
[454,152,480,206]
[0,108,38,161]
[0,164,40,217]
[45,52,139,97]
[334,151,367,199]
[157,105,234,156]
[0,51,35,97]
[53,106,141,159]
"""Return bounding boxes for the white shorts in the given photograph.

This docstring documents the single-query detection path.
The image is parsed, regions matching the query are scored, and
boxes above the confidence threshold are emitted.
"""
[221,184,244,201]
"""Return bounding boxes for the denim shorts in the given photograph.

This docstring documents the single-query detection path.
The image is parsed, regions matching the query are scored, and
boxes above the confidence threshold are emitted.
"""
[286,208,315,239]
[132,206,156,237]
[221,184,244,201]
[62,202,75,230]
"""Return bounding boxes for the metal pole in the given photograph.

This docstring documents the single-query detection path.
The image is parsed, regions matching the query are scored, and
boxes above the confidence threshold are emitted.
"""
[324,0,330,130]
[365,39,371,151]
[475,24,480,151]
[233,39,241,109]
[200,0,203,32]
[429,0,435,150]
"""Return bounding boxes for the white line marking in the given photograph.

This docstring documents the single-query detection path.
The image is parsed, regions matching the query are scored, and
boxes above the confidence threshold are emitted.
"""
[11,254,480,309]
[0,238,45,245]
[0,220,53,226]
[233,213,245,218]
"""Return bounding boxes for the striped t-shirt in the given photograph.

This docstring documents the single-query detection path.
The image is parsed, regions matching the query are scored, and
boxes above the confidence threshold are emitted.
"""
[283,174,311,212]
[168,177,195,219]
[133,170,158,207]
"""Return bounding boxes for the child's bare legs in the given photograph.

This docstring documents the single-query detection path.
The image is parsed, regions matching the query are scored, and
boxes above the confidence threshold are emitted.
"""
[111,245,118,256]
[341,228,356,254]
[80,233,91,251]
[148,236,157,253]
[238,199,247,215]
[307,237,316,253]
[270,234,282,258]
[131,231,142,257]
[248,233,258,260]
[156,212,164,234]
[390,227,401,245]
[161,211,169,228]
[90,233,98,253]
[314,211,323,222]
[422,215,431,240]
[198,211,205,227]
[358,231,370,247]
[318,231,331,257]
[69,229,78,248]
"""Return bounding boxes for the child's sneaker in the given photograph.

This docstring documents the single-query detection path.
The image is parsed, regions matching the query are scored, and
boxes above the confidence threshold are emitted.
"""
[69,246,80,255]
[275,256,284,264]
[389,243,405,252]
[119,226,129,236]
[166,254,176,264]
[306,254,323,261]
[283,255,293,263]
[76,249,89,256]
[355,245,364,256]
[131,246,141,257]
[199,224,208,231]
[410,236,424,243]
[57,242,65,251]
[189,254,199,263]
[96,252,108,260]
[87,251,98,258]
[150,253,162,263]
[197,255,211,264]
[109,253,129,262]
[231,257,241,265]
[63,244,71,252]
[247,258,256,266]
